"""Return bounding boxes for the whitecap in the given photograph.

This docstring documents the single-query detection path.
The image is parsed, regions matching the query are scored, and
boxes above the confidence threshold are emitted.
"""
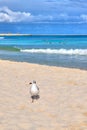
[20,48,87,55]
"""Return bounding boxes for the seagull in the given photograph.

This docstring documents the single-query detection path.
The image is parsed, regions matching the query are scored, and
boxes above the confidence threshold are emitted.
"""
[29,80,39,103]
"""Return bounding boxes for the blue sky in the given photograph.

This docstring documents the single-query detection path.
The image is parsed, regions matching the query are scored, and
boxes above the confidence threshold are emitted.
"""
[0,0,87,34]
[0,0,87,23]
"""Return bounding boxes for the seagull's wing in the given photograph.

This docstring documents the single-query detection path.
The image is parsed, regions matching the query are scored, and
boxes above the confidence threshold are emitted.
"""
[37,85,39,90]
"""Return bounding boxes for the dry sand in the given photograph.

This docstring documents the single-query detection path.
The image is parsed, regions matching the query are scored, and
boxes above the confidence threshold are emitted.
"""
[0,60,87,130]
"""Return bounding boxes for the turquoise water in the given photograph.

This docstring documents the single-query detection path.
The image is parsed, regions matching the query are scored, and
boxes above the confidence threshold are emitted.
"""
[0,35,87,69]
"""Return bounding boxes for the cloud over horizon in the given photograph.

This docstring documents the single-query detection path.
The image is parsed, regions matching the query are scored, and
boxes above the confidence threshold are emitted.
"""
[0,6,31,22]
[0,6,87,24]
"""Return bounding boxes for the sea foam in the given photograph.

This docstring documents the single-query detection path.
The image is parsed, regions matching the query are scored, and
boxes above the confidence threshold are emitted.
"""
[20,49,87,55]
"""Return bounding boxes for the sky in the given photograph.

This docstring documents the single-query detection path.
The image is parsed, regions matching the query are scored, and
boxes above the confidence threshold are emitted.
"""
[0,0,87,23]
[0,0,87,34]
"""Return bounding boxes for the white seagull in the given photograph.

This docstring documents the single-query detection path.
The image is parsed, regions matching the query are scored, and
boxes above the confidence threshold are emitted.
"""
[29,80,39,102]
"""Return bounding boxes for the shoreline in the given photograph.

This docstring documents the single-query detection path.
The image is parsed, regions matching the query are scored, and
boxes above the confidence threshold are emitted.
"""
[0,59,87,71]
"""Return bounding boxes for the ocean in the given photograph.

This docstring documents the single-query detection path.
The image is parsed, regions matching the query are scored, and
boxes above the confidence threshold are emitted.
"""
[0,35,87,70]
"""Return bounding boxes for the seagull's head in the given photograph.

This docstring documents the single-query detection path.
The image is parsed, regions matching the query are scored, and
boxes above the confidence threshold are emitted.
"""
[29,80,36,85]
[33,80,36,84]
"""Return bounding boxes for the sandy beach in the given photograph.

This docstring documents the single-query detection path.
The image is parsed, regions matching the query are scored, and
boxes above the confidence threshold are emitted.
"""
[0,60,87,130]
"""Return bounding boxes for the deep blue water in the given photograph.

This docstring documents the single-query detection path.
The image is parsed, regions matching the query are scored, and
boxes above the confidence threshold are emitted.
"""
[0,35,87,70]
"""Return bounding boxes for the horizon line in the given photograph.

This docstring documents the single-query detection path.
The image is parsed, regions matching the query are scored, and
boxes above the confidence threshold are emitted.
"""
[0,33,87,36]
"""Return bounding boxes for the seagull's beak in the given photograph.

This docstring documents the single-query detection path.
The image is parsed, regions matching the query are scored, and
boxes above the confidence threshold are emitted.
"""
[29,82,32,84]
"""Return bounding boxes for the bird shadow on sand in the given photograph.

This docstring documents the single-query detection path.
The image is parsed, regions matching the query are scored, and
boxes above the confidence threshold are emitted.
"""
[31,95,40,103]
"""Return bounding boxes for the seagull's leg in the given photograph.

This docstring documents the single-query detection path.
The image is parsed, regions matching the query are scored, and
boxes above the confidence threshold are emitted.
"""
[32,98,34,103]
[31,96,34,103]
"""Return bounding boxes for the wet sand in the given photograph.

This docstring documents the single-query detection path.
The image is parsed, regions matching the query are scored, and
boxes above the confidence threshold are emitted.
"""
[0,60,87,130]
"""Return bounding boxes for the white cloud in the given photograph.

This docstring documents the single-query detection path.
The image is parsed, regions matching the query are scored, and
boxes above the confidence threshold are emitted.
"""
[80,14,87,22]
[0,6,31,22]
[0,6,55,23]
[0,6,87,23]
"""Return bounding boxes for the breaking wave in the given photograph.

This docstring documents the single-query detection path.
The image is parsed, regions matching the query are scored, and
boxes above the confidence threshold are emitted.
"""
[20,49,87,55]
